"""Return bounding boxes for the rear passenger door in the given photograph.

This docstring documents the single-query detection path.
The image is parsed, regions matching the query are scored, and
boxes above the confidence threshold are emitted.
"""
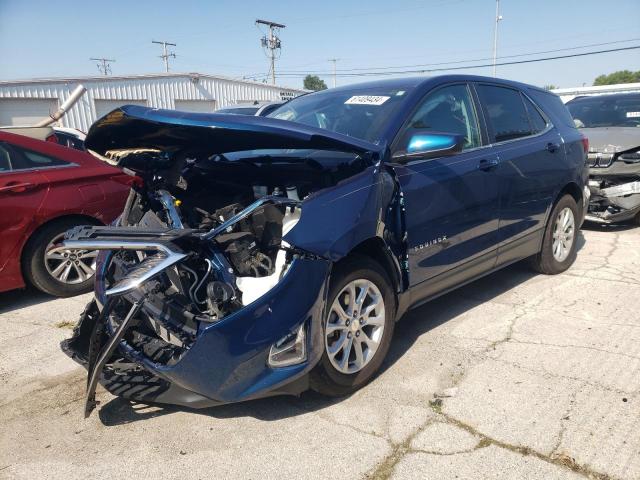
[475,83,563,265]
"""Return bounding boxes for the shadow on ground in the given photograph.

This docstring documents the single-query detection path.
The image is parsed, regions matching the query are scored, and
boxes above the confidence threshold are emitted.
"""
[582,220,639,232]
[99,258,543,426]
[0,287,55,314]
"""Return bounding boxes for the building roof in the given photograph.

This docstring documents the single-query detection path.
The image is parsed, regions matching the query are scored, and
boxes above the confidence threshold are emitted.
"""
[0,72,305,92]
[552,83,640,96]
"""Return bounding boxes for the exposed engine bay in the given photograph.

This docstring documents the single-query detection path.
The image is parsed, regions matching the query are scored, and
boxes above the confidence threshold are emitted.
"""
[109,145,367,310]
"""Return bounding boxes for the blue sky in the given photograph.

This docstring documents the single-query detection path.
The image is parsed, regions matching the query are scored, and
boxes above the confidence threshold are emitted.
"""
[0,0,638,89]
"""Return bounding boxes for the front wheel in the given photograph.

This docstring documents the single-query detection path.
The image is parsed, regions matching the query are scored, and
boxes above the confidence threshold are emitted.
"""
[529,194,579,275]
[310,255,396,397]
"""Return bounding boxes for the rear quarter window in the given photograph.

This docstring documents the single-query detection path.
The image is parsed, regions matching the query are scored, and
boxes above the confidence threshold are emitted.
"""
[527,89,576,129]
[6,144,70,171]
[522,95,548,134]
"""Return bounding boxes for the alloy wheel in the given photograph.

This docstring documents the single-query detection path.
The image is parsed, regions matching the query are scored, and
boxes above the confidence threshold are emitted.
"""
[44,233,98,284]
[325,279,385,374]
[552,207,575,262]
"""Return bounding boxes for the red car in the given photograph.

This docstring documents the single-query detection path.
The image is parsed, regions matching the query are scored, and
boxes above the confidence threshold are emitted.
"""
[0,131,131,297]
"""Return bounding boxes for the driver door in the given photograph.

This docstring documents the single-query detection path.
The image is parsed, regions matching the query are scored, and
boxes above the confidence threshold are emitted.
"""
[391,83,501,300]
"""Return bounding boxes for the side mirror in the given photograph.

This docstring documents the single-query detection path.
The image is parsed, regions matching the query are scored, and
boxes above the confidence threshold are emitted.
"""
[392,131,465,164]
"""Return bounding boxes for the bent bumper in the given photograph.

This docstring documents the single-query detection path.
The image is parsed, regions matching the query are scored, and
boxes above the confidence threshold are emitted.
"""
[586,180,640,224]
[62,256,330,409]
[586,160,640,224]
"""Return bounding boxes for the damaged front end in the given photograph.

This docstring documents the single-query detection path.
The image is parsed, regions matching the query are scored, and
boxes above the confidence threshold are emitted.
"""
[61,105,383,416]
[586,140,640,224]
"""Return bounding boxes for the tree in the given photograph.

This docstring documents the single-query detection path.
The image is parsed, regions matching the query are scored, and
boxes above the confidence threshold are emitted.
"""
[543,84,557,91]
[303,75,327,91]
[593,70,640,86]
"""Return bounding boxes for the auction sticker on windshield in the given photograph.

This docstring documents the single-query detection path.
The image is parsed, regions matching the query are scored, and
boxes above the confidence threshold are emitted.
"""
[345,95,390,106]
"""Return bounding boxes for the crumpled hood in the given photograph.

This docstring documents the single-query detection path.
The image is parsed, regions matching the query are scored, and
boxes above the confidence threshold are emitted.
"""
[581,127,640,153]
[85,105,380,157]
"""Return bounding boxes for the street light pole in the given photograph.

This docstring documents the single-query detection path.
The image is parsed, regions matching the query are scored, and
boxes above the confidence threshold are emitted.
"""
[329,58,339,88]
[492,0,503,77]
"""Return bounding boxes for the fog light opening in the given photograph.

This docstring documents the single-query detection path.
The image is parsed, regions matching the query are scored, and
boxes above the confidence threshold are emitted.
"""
[269,321,307,367]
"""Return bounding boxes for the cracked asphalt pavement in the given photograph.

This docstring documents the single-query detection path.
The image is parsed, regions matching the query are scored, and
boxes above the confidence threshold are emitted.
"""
[1,224,639,480]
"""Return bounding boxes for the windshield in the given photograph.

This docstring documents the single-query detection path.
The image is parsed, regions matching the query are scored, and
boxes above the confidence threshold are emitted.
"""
[268,88,412,143]
[567,94,640,128]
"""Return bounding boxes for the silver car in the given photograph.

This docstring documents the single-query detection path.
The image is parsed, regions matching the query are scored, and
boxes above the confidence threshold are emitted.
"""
[567,93,640,224]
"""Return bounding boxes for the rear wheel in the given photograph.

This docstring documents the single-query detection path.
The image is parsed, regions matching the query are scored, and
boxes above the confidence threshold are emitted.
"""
[23,219,99,297]
[310,256,395,396]
[529,194,579,274]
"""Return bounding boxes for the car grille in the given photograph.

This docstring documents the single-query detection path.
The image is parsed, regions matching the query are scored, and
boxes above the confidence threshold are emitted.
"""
[587,152,614,168]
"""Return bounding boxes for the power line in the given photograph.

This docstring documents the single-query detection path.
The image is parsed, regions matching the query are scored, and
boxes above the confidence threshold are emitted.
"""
[256,19,285,85]
[273,38,640,75]
[152,40,177,72]
[273,45,640,78]
[90,57,115,75]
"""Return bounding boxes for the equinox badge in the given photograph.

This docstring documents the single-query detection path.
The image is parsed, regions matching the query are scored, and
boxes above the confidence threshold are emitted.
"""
[413,236,448,251]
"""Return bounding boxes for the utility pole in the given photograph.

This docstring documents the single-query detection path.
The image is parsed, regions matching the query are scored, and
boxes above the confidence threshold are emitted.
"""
[90,57,115,75]
[492,0,503,77]
[152,40,177,73]
[328,58,339,88]
[256,19,285,85]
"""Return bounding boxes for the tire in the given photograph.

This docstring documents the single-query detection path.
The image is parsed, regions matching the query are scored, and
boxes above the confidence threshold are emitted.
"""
[529,194,579,275]
[310,255,396,397]
[22,218,98,297]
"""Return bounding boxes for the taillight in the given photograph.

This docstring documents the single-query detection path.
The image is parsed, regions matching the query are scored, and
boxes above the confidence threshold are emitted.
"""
[45,133,59,144]
[580,135,589,155]
[111,173,143,188]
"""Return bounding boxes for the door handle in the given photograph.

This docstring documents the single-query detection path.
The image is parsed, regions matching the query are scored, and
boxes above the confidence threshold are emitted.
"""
[546,142,561,153]
[0,182,34,193]
[477,158,499,171]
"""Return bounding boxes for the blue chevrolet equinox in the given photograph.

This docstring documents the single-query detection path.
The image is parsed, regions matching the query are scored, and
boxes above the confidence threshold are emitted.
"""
[61,75,589,416]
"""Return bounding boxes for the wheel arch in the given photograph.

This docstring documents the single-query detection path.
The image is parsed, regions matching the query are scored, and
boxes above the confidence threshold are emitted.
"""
[338,236,405,296]
[557,181,583,209]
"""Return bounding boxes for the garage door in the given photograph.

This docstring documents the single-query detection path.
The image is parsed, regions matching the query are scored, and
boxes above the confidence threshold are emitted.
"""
[0,98,59,126]
[94,99,148,119]
[174,100,216,113]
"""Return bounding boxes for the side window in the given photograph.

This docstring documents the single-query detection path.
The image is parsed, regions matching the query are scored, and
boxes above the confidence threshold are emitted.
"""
[404,84,481,150]
[8,144,69,171]
[522,95,548,134]
[477,85,532,142]
[0,144,12,172]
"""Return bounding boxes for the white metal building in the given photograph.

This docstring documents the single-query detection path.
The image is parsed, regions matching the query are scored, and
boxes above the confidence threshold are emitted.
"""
[552,82,640,103]
[0,73,306,132]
